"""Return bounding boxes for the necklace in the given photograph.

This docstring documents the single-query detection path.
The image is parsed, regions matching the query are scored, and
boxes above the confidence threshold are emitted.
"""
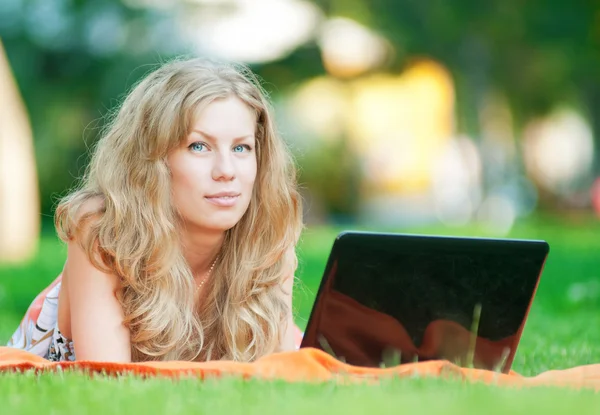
[195,256,218,294]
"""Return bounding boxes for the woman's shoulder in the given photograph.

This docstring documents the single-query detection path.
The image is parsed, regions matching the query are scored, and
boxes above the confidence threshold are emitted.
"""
[59,194,105,239]
[56,192,105,237]
[59,194,109,271]
[63,194,119,284]
[75,195,105,221]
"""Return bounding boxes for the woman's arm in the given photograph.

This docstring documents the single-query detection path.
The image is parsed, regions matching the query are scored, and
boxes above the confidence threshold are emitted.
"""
[62,199,132,362]
[278,245,299,352]
[279,274,297,352]
[64,235,132,362]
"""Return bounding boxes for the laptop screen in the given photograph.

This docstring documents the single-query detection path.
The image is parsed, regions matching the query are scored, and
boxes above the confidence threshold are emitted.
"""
[301,232,549,373]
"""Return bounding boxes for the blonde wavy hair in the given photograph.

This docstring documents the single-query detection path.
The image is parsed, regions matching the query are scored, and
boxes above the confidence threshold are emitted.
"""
[55,58,303,362]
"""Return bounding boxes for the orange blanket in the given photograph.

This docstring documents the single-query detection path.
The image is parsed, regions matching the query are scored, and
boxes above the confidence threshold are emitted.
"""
[1,346,600,391]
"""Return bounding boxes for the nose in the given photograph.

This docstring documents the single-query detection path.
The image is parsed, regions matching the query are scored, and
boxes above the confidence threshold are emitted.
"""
[212,151,236,181]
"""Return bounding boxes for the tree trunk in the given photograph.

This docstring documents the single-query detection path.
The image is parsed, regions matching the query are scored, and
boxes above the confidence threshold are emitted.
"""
[0,40,40,263]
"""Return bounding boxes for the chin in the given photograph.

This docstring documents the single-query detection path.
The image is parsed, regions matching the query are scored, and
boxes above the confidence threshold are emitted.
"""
[213,221,240,232]
[197,213,246,232]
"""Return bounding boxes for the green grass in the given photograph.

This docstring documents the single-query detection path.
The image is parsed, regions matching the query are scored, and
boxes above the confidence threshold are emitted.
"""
[1,216,600,413]
[1,371,599,415]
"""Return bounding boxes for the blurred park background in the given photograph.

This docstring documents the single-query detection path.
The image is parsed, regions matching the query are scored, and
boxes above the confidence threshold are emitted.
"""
[1,0,600,374]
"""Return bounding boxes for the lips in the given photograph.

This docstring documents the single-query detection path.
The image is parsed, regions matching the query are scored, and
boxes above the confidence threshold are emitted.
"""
[204,192,241,207]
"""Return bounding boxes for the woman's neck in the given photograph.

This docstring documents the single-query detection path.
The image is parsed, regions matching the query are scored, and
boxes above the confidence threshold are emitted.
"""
[180,229,224,277]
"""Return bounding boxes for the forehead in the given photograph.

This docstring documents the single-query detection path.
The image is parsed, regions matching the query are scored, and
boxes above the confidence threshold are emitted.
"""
[189,96,257,140]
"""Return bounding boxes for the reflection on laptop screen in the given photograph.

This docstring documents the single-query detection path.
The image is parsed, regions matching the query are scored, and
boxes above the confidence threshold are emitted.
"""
[301,232,549,373]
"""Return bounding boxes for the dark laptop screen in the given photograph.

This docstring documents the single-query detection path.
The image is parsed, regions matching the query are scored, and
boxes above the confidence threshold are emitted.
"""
[301,232,549,373]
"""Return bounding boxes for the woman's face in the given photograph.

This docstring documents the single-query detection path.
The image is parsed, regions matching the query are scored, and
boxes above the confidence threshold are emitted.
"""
[167,95,258,233]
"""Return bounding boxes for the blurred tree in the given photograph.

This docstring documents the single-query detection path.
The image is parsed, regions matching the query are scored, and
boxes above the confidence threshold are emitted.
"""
[0,0,184,221]
[297,133,362,222]
[1,0,599,220]
[305,0,600,208]
[0,39,39,263]
[309,0,598,134]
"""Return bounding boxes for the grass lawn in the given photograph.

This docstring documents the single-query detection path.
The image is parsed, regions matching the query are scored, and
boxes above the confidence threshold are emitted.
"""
[1,215,600,413]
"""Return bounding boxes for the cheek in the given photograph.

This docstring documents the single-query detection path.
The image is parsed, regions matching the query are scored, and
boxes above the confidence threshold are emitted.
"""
[171,165,192,196]
[170,160,207,204]
[170,169,190,212]
[244,159,258,189]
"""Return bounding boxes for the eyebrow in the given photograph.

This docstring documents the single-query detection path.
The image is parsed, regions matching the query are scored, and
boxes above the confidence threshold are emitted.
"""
[191,129,255,142]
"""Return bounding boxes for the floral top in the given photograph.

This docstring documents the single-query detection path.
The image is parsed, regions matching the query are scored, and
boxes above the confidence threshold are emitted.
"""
[7,275,76,362]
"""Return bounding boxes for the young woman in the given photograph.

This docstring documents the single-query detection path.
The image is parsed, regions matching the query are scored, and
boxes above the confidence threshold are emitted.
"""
[7,58,304,363]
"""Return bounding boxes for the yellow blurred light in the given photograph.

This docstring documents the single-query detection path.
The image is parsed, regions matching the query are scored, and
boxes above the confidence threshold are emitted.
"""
[319,17,391,78]
[287,76,352,141]
[432,137,483,226]
[286,58,455,201]
[347,59,455,195]
[286,58,457,225]
[523,108,594,194]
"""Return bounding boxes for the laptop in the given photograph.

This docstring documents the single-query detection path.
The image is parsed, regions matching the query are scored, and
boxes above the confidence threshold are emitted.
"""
[300,231,549,373]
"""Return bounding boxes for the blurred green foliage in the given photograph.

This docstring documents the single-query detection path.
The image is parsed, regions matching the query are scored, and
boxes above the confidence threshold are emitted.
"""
[1,0,599,218]
[297,136,362,221]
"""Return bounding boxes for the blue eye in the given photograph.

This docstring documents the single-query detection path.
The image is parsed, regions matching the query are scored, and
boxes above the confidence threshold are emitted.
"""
[233,144,251,153]
[189,142,206,152]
